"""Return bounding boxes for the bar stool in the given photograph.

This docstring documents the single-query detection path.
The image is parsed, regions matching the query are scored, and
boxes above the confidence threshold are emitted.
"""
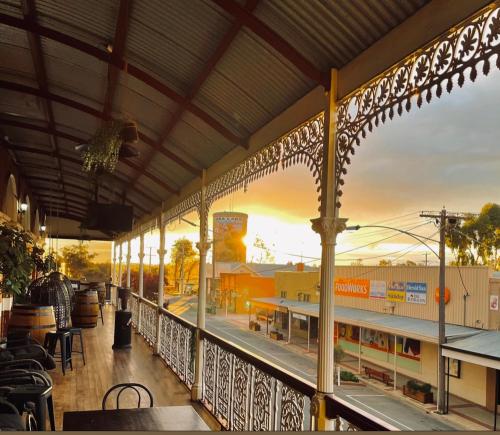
[43,331,73,375]
[59,327,85,365]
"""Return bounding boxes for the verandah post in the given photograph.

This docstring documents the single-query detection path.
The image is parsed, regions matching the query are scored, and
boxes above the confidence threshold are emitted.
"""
[311,68,347,430]
[192,170,210,401]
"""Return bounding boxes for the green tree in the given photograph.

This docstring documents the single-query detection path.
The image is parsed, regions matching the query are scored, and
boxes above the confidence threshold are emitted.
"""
[61,244,97,279]
[170,238,197,292]
[446,203,500,269]
[251,236,275,264]
[379,259,392,266]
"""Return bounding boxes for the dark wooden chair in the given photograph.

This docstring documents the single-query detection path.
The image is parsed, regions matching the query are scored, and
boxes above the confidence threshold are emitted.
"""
[102,383,154,410]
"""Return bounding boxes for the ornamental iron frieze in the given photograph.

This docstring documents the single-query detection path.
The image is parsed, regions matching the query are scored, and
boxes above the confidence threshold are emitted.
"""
[206,113,324,208]
[334,4,500,208]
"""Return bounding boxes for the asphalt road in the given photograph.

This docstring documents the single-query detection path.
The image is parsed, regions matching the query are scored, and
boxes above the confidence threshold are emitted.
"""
[168,297,457,431]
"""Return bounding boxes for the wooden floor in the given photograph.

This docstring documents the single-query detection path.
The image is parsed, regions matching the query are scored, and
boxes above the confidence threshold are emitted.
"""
[49,305,219,430]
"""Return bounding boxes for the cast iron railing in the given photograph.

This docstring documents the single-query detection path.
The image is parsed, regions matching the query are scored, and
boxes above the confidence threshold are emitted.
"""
[200,329,314,431]
[129,293,397,431]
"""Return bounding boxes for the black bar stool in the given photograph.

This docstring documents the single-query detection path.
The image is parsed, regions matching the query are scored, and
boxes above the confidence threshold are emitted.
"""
[43,331,73,375]
[59,327,85,365]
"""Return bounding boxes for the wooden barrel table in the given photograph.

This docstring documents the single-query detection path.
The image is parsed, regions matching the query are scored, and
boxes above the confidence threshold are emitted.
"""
[8,305,57,345]
[72,290,99,328]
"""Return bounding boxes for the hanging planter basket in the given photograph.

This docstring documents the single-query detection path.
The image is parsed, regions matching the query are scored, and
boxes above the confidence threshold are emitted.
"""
[82,120,139,175]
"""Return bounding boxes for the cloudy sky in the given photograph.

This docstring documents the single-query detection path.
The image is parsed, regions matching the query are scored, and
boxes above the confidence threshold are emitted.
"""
[89,66,499,266]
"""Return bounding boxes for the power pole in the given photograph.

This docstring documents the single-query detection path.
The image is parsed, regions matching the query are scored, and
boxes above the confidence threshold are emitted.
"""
[420,208,468,414]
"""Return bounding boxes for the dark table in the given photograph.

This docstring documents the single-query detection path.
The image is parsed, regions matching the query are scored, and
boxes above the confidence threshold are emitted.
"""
[63,405,211,431]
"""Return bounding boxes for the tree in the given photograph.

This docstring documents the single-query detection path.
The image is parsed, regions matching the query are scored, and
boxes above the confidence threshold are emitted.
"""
[396,260,417,266]
[350,259,363,266]
[251,236,275,264]
[170,238,197,292]
[379,259,392,267]
[446,203,500,269]
[61,244,97,279]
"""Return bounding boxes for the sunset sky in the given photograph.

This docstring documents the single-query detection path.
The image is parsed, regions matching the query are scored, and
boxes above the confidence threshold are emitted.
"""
[53,67,499,267]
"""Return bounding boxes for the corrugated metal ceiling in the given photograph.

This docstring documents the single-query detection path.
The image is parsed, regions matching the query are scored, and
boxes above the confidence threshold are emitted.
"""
[0,0,433,227]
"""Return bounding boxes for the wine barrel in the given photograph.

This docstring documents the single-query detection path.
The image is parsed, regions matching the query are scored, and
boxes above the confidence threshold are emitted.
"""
[8,305,57,345]
[72,291,99,328]
[88,282,106,305]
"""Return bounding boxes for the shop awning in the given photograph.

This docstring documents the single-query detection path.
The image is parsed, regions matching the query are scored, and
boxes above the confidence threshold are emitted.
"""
[442,331,500,370]
[251,297,483,344]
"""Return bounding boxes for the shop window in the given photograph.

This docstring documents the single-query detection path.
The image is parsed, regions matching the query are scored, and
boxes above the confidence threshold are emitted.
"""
[299,319,308,330]
[303,294,310,302]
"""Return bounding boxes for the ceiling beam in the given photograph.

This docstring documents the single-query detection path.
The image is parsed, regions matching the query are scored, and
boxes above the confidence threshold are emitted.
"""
[102,0,131,120]
[126,0,258,194]
[21,0,69,213]
[0,12,244,146]
[5,145,160,209]
[211,0,329,88]
[25,175,148,215]
[0,80,201,175]
[0,117,179,195]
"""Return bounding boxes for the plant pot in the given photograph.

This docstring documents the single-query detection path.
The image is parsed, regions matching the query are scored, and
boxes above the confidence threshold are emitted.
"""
[403,386,434,404]
[270,331,283,340]
[120,122,138,143]
[0,294,13,340]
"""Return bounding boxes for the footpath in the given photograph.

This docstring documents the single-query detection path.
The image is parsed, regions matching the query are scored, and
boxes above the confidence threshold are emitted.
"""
[221,311,493,431]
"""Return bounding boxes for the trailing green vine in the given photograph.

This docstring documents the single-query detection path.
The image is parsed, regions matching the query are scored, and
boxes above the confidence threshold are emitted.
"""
[82,120,124,174]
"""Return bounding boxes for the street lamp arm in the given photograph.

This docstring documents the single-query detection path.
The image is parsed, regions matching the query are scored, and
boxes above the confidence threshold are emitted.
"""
[346,224,440,260]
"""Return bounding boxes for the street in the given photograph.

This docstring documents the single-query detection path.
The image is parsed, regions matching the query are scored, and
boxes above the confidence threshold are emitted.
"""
[168,297,458,431]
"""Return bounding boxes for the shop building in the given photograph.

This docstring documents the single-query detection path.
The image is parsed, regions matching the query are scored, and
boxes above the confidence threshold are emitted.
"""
[251,266,499,408]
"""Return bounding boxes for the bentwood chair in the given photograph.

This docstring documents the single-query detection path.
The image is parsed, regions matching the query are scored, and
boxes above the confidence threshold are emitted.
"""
[102,383,154,410]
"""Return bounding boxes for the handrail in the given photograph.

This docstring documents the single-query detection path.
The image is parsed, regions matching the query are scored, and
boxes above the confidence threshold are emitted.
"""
[158,306,197,331]
[200,328,316,398]
[325,394,400,431]
[131,293,157,309]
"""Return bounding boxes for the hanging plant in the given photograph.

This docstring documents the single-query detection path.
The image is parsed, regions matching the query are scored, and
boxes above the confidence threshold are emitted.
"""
[82,120,125,174]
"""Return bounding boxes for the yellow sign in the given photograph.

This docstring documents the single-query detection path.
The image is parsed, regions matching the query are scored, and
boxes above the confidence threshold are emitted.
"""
[335,278,370,299]
[387,281,406,302]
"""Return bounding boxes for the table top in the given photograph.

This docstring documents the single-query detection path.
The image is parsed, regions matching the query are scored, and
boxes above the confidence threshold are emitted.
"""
[62,405,211,431]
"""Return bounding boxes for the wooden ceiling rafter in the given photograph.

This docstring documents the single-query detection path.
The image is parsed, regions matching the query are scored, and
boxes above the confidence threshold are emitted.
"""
[0,117,179,196]
[211,0,329,88]
[11,154,160,210]
[0,80,201,176]
[21,0,69,214]
[0,12,245,145]
[126,0,259,195]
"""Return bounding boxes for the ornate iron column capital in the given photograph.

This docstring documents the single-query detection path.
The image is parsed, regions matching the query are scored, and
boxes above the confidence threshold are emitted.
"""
[310,216,348,245]
[138,253,145,259]
[196,241,211,255]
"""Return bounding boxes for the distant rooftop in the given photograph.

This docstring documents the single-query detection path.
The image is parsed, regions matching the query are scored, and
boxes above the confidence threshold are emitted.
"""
[208,262,319,278]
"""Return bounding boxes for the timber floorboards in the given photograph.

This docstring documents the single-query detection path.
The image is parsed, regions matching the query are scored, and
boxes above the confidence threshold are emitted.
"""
[49,305,219,430]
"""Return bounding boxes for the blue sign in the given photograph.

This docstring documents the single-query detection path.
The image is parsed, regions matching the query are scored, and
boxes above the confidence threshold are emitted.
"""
[406,282,427,304]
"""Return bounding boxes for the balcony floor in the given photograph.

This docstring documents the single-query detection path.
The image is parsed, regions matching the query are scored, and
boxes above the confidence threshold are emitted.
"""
[49,305,219,430]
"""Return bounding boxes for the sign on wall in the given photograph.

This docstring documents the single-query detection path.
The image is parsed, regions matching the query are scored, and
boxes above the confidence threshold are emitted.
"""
[406,282,427,304]
[335,278,370,298]
[387,281,406,302]
[490,295,499,311]
[369,280,387,299]
[292,313,307,321]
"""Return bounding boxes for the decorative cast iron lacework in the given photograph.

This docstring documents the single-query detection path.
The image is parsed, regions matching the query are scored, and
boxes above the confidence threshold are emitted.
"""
[334,4,500,208]
[158,312,194,388]
[202,337,310,431]
[130,295,138,327]
[139,301,157,345]
[206,114,324,208]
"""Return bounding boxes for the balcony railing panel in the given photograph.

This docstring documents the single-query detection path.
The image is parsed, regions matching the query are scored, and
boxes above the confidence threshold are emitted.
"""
[158,307,195,388]
[129,293,398,431]
[200,329,314,431]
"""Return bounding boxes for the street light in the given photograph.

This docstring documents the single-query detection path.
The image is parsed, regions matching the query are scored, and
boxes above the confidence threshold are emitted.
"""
[346,223,448,413]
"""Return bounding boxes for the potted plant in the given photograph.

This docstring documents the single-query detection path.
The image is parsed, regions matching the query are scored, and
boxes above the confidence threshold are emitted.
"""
[269,330,283,340]
[0,221,35,301]
[403,380,434,403]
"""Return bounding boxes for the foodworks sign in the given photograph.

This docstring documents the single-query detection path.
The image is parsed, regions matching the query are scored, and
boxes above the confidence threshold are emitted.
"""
[406,282,427,304]
[335,278,370,299]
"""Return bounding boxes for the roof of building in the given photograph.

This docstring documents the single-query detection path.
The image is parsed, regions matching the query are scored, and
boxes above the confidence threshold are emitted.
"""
[250,297,482,343]
[209,262,318,278]
[442,331,500,362]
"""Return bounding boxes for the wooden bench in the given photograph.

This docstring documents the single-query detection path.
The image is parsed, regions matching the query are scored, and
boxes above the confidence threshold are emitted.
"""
[363,366,393,386]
